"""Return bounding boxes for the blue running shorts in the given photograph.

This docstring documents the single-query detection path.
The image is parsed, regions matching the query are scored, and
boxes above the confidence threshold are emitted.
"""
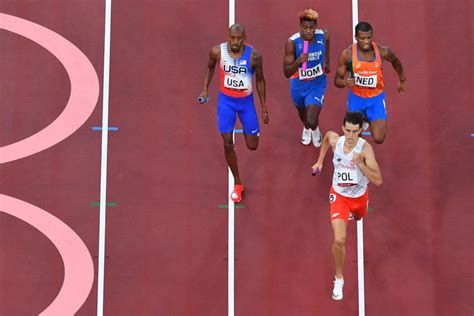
[347,91,387,121]
[290,80,327,109]
[217,92,259,135]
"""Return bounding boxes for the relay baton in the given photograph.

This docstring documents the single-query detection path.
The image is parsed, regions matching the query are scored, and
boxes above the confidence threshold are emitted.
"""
[311,166,320,176]
[347,59,354,78]
[197,96,209,104]
[302,40,308,71]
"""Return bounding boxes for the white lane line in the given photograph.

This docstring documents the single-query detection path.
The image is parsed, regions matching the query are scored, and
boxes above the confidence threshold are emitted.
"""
[228,2,235,315]
[357,219,365,316]
[229,0,235,26]
[351,0,365,314]
[351,0,365,313]
[97,0,112,315]
[228,154,235,316]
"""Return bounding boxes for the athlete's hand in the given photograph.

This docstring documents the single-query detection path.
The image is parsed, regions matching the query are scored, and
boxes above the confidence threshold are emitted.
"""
[397,79,406,92]
[262,110,269,125]
[297,53,309,65]
[197,91,209,104]
[344,77,355,88]
[311,162,323,175]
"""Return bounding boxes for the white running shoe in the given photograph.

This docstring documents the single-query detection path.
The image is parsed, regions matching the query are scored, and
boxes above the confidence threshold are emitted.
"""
[301,127,311,145]
[311,127,322,148]
[332,277,344,300]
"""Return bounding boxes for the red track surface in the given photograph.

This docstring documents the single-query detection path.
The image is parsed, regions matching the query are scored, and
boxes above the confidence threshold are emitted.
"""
[0,1,472,315]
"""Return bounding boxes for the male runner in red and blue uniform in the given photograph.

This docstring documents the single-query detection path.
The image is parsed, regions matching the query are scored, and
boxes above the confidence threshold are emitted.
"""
[335,22,406,144]
[312,111,382,300]
[284,9,330,147]
[198,24,268,203]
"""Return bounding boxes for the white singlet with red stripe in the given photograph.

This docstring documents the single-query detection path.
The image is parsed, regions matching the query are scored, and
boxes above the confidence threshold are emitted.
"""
[219,43,254,97]
[332,136,369,198]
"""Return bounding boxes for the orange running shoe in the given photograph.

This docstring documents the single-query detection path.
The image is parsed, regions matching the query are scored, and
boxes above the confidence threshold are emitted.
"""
[230,184,244,203]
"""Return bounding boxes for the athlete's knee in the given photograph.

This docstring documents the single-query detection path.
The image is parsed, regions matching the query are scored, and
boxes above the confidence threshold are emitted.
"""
[333,236,346,248]
[246,137,259,150]
[247,142,258,150]
[372,134,385,144]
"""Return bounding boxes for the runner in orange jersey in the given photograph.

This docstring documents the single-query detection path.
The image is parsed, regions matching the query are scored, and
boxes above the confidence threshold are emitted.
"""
[334,22,406,144]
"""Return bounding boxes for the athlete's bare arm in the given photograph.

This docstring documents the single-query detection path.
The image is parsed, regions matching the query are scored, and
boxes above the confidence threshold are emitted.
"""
[334,46,354,88]
[252,49,269,125]
[198,45,220,99]
[323,29,331,73]
[283,39,307,78]
[379,45,406,92]
[352,143,382,185]
[312,131,339,172]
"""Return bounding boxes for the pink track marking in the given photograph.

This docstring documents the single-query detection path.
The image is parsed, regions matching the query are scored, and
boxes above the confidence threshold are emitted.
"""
[0,194,94,315]
[0,13,98,314]
[0,13,99,163]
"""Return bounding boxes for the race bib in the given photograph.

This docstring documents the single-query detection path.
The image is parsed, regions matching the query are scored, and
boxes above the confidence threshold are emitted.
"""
[354,73,377,88]
[336,169,358,186]
[298,64,323,80]
[224,74,249,90]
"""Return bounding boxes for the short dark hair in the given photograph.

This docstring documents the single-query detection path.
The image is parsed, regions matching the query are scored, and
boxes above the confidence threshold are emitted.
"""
[355,22,372,35]
[343,112,364,128]
[229,23,246,35]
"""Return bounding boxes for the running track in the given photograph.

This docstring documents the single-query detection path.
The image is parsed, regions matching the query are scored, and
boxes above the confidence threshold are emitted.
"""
[0,1,472,315]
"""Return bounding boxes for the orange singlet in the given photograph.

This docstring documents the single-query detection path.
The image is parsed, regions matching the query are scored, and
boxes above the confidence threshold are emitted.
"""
[351,42,384,98]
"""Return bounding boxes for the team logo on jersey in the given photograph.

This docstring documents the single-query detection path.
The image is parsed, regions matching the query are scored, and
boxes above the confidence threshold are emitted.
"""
[317,39,324,45]
[329,194,336,203]
[223,64,247,74]
[239,60,247,65]
[375,62,379,67]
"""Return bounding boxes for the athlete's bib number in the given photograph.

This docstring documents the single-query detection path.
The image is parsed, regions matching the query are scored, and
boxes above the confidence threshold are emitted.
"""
[354,73,377,88]
[224,74,249,90]
[298,64,323,80]
[337,170,358,186]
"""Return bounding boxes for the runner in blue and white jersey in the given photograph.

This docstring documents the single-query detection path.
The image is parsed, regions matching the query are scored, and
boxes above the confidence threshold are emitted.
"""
[284,8,330,147]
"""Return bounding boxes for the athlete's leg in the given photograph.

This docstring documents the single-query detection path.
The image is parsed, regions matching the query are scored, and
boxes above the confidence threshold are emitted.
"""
[347,91,368,119]
[243,134,259,150]
[350,191,369,220]
[304,85,325,130]
[290,88,310,128]
[297,107,309,128]
[365,92,387,144]
[332,219,347,279]
[221,132,242,185]
[238,99,260,151]
[369,119,386,144]
[329,190,350,278]
[306,104,321,130]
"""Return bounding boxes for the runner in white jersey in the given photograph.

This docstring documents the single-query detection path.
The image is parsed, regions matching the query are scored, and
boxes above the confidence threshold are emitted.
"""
[311,111,382,301]
[332,135,370,198]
